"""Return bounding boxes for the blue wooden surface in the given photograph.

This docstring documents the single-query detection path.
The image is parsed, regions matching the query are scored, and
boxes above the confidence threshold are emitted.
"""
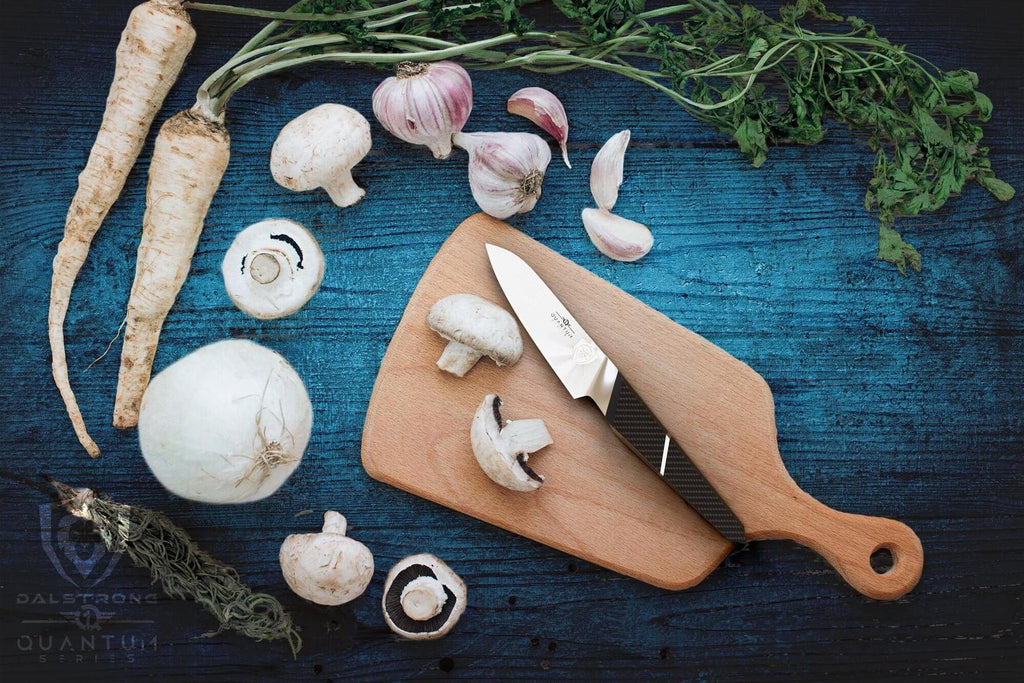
[1,1,1021,680]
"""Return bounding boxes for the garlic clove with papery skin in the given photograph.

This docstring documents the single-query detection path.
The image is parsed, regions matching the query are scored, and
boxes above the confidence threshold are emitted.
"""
[507,87,571,168]
[590,129,630,212]
[372,61,473,159]
[453,132,552,219]
[582,207,653,262]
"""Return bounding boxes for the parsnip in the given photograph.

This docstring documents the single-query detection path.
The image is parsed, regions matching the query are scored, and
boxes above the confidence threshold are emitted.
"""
[112,106,230,429]
[49,0,194,457]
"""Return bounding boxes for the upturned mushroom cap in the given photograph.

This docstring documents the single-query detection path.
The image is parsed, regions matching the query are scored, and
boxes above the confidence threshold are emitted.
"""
[426,294,523,376]
[222,219,325,320]
[279,511,374,606]
[382,553,466,640]
[270,103,372,207]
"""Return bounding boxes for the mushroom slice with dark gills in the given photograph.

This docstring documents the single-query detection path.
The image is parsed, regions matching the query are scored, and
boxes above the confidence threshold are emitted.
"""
[382,554,467,640]
[471,394,553,492]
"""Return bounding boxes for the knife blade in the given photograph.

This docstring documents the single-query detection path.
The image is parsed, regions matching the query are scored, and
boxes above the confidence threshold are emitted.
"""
[485,243,746,544]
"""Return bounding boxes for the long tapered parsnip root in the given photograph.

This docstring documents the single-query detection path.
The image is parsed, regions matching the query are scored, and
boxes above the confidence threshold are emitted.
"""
[112,106,231,429]
[49,0,195,458]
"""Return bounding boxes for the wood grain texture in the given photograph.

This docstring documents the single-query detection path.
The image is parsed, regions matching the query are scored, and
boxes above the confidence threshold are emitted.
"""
[362,214,734,590]
[1,0,1022,680]
[363,214,923,599]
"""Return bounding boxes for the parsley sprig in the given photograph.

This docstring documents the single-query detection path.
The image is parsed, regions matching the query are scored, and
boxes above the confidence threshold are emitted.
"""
[188,0,1014,273]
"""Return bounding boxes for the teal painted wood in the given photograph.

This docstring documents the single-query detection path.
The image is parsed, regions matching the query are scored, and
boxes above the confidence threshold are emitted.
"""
[1,1,1021,679]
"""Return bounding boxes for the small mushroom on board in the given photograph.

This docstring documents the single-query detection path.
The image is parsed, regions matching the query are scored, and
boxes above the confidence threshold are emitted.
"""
[471,394,553,492]
[426,294,523,377]
[222,219,325,319]
[279,511,374,606]
[382,554,466,640]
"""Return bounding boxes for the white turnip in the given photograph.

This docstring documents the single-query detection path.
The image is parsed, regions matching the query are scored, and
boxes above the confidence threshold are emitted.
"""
[137,339,311,504]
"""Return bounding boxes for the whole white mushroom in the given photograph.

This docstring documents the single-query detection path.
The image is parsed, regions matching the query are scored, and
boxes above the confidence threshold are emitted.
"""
[280,511,374,606]
[138,339,312,504]
[270,103,372,207]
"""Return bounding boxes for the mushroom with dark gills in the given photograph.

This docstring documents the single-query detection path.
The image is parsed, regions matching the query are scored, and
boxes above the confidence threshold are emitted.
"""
[382,554,467,640]
[471,394,553,492]
[426,294,523,377]
[279,511,374,606]
[222,219,325,320]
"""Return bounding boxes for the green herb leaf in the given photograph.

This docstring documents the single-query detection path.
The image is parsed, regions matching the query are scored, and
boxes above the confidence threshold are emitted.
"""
[733,117,768,168]
[877,224,922,275]
[979,175,1016,202]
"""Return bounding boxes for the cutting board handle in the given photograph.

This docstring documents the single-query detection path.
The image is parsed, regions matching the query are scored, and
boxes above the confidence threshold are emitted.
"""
[759,491,924,600]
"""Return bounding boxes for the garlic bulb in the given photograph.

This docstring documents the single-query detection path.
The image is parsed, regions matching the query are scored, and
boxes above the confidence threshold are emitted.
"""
[507,87,571,168]
[590,129,630,211]
[372,61,473,159]
[453,132,552,219]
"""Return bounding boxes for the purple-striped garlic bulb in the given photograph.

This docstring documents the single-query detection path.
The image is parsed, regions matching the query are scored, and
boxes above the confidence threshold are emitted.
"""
[372,61,473,159]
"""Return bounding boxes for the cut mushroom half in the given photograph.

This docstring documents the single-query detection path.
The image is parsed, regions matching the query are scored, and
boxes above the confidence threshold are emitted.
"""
[471,394,553,492]
[426,294,523,377]
[279,511,374,606]
[222,219,325,319]
[382,554,467,640]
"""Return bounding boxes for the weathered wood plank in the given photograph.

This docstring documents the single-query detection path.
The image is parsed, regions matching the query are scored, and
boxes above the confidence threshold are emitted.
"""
[1,0,1021,679]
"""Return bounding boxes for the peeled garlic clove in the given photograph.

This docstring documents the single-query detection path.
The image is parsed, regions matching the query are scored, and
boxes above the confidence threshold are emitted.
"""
[591,129,630,211]
[372,61,473,159]
[507,87,571,169]
[454,132,552,219]
[582,207,653,262]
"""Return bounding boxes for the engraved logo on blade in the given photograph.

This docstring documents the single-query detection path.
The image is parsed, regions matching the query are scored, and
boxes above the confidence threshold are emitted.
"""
[550,311,576,339]
[572,340,598,365]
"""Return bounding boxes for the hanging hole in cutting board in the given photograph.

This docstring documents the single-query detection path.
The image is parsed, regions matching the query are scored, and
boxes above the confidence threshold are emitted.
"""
[870,546,895,574]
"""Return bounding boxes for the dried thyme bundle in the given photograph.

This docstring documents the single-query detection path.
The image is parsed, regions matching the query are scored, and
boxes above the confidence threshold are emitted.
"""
[52,480,302,657]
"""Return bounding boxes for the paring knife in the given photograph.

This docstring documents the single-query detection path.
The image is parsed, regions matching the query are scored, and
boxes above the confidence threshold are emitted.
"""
[486,243,747,544]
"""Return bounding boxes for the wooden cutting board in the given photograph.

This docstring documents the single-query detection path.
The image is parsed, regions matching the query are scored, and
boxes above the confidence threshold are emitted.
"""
[362,214,923,599]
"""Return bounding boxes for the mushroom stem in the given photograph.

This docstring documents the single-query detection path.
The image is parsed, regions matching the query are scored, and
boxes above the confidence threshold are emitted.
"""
[322,511,347,535]
[437,341,483,377]
[323,172,365,208]
[249,251,283,285]
[400,576,447,621]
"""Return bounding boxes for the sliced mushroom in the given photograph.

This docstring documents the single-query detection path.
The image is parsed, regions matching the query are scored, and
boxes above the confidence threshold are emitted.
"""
[426,294,523,377]
[382,553,466,640]
[222,219,325,319]
[279,511,374,606]
[270,103,372,207]
[471,394,553,492]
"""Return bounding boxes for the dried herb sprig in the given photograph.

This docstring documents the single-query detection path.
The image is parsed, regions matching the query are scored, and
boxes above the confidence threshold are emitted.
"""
[51,480,302,657]
[186,0,1014,273]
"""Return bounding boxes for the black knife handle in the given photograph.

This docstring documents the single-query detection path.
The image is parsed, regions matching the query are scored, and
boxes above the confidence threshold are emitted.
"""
[605,374,746,544]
